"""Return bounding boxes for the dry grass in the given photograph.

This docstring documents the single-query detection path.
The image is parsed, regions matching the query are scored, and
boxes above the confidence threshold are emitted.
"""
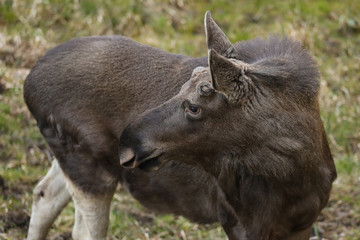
[0,0,359,239]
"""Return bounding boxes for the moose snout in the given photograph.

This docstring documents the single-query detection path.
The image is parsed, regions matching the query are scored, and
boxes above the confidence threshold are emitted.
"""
[119,147,136,168]
[118,125,144,169]
[119,144,163,171]
[119,145,157,168]
[118,126,163,171]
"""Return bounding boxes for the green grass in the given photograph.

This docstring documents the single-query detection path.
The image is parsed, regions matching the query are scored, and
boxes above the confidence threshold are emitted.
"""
[0,0,359,239]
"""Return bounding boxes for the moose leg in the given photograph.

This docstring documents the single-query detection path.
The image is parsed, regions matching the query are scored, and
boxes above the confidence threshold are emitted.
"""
[65,175,117,240]
[218,203,247,240]
[27,159,72,240]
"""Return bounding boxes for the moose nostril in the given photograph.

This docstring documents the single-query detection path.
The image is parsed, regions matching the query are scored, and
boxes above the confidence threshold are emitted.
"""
[121,157,137,168]
[119,147,136,168]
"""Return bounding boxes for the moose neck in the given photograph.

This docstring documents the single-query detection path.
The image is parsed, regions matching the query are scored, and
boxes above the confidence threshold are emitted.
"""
[200,153,244,204]
[204,152,278,222]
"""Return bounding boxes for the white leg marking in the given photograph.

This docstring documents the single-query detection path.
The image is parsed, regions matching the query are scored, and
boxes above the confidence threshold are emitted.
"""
[65,176,117,240]
[27,159,71,240]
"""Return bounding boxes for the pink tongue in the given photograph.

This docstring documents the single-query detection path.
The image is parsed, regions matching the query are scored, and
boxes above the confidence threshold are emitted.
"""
[119,148,136,168]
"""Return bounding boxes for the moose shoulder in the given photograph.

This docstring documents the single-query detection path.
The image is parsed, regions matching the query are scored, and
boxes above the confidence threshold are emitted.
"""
[118,11,337,239]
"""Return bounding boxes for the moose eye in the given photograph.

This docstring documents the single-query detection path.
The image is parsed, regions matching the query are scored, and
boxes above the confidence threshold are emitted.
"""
[186,105,201,115]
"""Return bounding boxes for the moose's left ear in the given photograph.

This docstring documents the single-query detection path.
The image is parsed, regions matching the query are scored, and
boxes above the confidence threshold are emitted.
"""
[205,11,238,58]
[209,49,252,104]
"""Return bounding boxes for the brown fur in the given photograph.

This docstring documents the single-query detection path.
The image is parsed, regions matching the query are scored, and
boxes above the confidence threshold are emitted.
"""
[24,11,336,240]
[24,19,238,240]
[118,11,337,239]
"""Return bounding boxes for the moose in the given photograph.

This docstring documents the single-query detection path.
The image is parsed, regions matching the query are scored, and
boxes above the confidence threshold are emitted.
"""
[24,11,336,240]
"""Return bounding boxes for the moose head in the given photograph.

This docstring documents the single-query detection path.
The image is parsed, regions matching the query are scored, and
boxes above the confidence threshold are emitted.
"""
[118,11,329,178]
[118,11,336,239]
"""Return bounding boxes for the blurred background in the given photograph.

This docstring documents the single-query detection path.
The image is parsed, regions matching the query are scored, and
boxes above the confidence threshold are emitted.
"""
[0,0,359,239]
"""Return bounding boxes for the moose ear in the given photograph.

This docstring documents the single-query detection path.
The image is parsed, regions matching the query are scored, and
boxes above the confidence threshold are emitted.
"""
[209,49,251,104]
[205,11,238,58]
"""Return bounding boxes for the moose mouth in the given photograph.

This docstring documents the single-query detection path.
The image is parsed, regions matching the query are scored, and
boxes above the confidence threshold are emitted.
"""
[137,156,162,171]
[120,148,163,172]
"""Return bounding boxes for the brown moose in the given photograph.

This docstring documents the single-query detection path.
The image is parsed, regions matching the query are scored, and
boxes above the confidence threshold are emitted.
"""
[24,11,336,240]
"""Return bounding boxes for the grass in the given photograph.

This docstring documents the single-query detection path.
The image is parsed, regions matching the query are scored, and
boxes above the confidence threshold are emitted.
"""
[0,0,359,239]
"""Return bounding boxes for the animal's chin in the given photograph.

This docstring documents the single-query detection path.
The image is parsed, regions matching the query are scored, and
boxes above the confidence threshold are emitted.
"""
[138,157,163,172]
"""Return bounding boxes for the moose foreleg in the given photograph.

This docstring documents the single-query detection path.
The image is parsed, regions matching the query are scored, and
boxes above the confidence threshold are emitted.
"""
[218,202,247,240]
[27,159,71,240]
